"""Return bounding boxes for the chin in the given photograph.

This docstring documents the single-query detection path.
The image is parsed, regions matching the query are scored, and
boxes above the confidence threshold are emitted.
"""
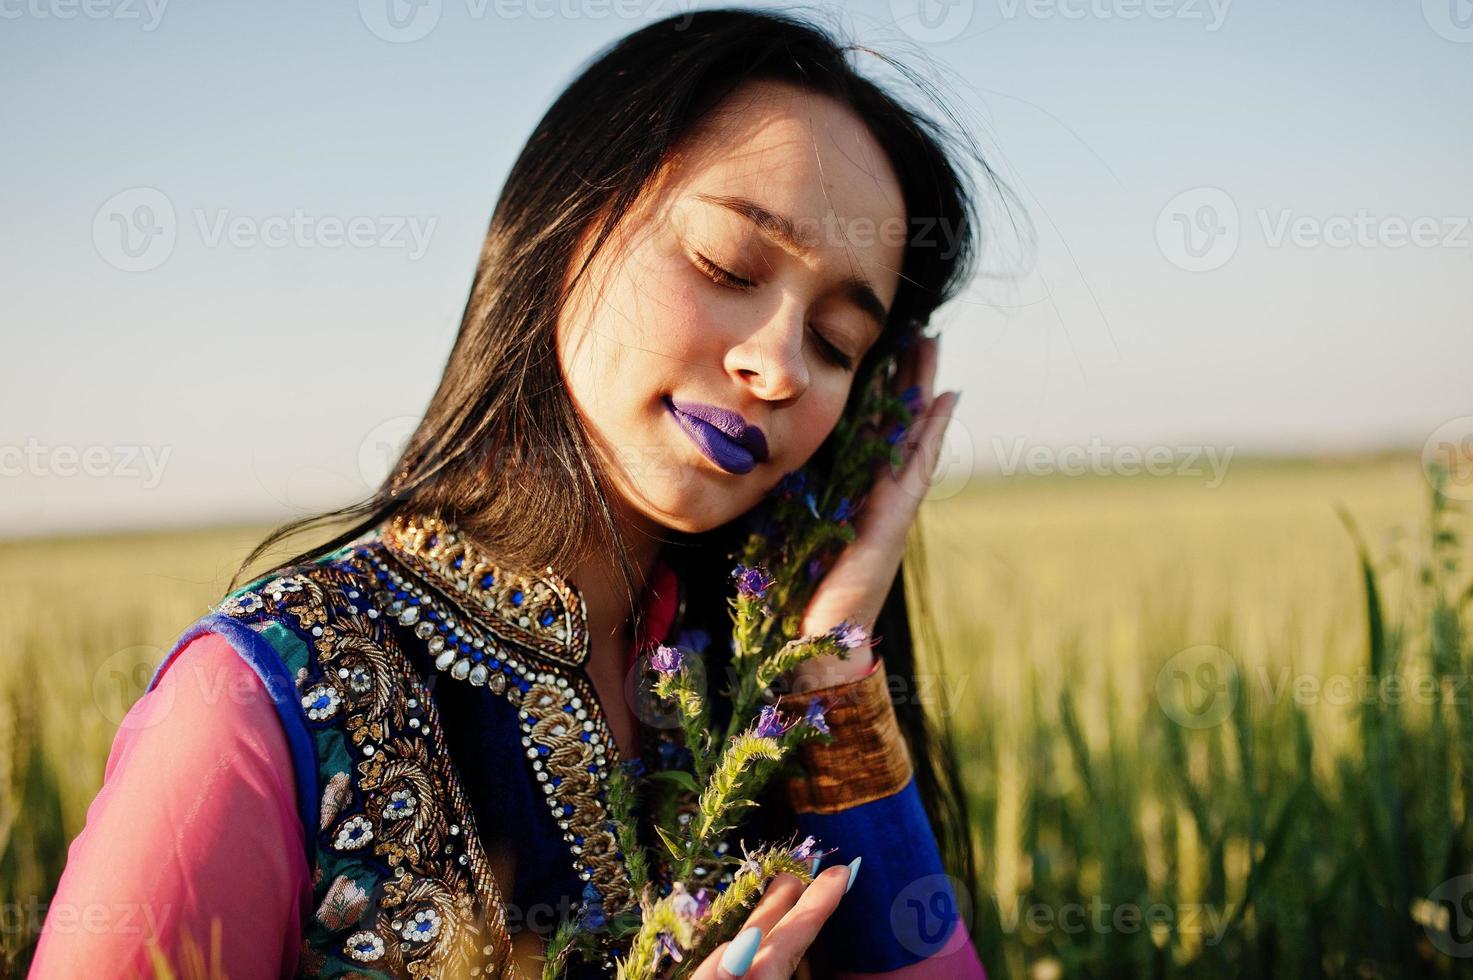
[632,484,757,536]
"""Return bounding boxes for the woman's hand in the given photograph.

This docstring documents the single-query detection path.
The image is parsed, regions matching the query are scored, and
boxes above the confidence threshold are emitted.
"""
[792,332,961,689]
[688,864,856,980]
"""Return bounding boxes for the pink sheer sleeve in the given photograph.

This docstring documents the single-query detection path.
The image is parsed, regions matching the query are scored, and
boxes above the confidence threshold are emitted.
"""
[832,917,986,980]
[28,631,313,979]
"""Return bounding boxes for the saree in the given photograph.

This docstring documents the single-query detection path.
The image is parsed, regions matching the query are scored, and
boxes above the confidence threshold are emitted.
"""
[30,511,986,980]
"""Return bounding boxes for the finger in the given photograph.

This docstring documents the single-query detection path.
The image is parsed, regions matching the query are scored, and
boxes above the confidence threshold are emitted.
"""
[744,863,855,979]
[689,874,806,980]
[743,872,808,940]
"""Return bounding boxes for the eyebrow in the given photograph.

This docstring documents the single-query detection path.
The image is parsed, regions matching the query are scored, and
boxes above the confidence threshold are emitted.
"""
[693,193,891,336]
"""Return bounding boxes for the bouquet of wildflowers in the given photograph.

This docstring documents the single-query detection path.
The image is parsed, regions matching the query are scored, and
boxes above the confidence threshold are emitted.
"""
[541,327,927,980]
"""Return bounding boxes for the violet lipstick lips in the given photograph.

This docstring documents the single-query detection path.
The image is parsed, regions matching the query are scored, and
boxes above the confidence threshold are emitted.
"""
[664,395,769,475]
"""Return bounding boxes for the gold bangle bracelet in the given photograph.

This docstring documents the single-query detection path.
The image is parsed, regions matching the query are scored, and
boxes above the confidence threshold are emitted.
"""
[775,656,914,814]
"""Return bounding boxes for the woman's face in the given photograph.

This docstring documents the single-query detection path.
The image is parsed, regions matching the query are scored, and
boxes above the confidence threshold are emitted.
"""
[556,79,907,536]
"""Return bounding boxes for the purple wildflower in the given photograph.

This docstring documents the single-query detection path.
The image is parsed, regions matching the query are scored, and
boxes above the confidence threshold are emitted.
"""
[620,757,647,778]
[791,835,818,860]
[806,556,826,582]
[650,644,684,674]
[671,882,712,922]
[886,421,908,446]
[774,470,806,500]
[754,704,797,739]
[733,564,775,600]
[830,620,870,650]
[657,931,684,963]
[803,698,830,735]
[577,881,607,930]
[831,498,853,524]
[900,384,925,416]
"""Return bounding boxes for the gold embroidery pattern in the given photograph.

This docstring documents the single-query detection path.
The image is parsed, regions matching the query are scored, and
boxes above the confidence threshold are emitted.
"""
[215,563,521,980]
[373,513,634,914]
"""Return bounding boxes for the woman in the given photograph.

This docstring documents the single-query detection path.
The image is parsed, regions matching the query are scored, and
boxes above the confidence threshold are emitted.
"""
[29,9,994,979]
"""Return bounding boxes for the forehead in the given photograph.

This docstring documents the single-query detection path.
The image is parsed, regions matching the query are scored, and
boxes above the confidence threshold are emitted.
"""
[653,80,908,306]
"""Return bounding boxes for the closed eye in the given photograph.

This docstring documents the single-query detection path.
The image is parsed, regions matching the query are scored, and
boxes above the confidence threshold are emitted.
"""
[692,252,756,291]
[695,252,856,371]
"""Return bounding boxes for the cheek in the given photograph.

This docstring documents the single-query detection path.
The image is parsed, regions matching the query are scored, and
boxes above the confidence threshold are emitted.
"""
[647,281,727,366]
[785,385,850,463]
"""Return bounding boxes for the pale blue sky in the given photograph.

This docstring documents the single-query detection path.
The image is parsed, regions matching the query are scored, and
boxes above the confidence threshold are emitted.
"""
[3,0,1470,536]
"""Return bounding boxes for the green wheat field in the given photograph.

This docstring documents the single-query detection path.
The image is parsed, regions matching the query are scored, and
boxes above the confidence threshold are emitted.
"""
[3,453,1471,979]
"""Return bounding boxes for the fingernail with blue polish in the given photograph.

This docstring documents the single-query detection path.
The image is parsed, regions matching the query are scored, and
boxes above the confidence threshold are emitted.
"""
[721,925,762,977]
[845,856,862,894]
[809,855,821,876]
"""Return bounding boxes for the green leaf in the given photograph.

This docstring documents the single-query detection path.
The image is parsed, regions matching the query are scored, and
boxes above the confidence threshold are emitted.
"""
[655,823,687,861]
[648,768,701,795]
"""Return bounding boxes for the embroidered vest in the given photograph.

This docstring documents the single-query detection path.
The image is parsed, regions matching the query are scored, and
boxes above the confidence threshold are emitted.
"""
[150,512,694,979]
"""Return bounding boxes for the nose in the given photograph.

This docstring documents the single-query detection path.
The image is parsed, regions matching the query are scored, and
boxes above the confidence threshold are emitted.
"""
[723,300,810,404]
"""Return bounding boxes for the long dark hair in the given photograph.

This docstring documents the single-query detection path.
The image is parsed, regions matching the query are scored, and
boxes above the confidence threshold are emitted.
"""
[231,6,1011,961]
